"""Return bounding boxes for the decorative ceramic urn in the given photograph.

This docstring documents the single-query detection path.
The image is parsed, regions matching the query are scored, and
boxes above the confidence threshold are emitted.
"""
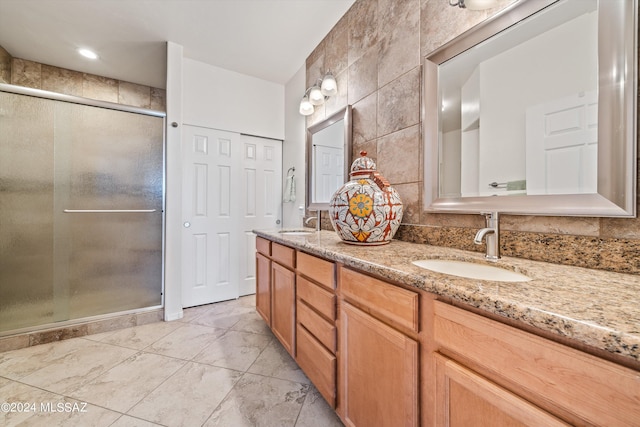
[329,151,403,245]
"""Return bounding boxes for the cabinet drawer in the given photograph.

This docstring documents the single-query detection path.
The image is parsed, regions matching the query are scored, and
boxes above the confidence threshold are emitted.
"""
[297,276,336,321]
[297,299,336,353]
[255,236,271,256]
[434,301,640,426]
[296,324,336,408]
[339,267,419,332]
[297,252,335,289]
[272,242,295,269]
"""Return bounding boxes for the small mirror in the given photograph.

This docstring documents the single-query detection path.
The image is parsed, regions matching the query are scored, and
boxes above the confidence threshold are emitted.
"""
[424,0,637,216]
[306,105,352,210]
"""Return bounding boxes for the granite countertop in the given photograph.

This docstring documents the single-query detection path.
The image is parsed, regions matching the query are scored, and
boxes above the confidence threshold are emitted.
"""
[254,229,640,366]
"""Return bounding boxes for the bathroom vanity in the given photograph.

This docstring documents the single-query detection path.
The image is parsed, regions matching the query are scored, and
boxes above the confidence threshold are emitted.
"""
[254,230,640,427]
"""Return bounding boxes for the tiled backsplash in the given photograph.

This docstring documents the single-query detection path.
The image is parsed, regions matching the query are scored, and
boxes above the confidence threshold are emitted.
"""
[306,0,640,273]
[1,46,165,111]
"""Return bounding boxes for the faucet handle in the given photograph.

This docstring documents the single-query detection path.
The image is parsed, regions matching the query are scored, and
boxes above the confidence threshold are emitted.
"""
[480,211,499,225]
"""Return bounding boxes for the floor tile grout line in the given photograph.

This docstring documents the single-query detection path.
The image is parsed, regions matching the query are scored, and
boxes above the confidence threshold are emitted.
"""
[117,359,193,422]
[197,368,248,427]
[243,333,276,375]
[1,297,333,427]
[4,344,142,397]
[3,322,244,419]
[71,355,206,426]
[108,412,170,427]
[1,375,135,420]
[60,349,159,405]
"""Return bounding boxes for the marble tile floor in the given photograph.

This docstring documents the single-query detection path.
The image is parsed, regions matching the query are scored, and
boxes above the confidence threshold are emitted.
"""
[0,295,344,427]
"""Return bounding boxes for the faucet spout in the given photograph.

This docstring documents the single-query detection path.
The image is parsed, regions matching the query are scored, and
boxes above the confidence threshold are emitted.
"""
[474,212,500,261]
[304,210,321,231]
[474,227,494,244]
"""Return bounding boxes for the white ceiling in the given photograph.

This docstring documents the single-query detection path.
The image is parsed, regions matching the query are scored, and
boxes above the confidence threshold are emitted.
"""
[0,0,355,88]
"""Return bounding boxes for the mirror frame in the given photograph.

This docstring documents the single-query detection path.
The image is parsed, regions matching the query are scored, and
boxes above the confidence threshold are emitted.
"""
[423,0,637,217]
[306,105,353,211]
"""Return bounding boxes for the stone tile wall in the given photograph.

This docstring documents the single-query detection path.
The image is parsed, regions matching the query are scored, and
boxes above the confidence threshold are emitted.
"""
[4,51,165,110]
[307,0,640,273]
[0,45,11,83]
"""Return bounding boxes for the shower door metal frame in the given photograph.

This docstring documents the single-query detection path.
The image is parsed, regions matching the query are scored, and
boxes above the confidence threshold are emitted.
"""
[0,83,167,337]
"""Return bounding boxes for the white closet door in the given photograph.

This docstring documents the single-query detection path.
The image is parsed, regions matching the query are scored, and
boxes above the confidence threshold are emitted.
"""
[181,127,282,307]
[181,126,241,307]
[238,134,283,296]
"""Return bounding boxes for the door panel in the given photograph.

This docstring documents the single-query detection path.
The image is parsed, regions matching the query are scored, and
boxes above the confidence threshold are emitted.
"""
[526,91,597,195]
[182,127,282,306]
[239,135,282,296]
[182,126,240,307]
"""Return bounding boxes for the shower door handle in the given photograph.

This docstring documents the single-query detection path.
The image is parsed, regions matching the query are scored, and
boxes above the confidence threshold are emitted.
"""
[64,209,157,213]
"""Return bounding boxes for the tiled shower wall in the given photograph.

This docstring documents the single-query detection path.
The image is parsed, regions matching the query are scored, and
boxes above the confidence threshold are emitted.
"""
[0,45,11,83]
[307,0,640,274]
[0,45,165,110]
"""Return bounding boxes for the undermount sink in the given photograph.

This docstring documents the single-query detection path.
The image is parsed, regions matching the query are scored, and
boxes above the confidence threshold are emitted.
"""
[279,229,314,236]
[412,259,531,282]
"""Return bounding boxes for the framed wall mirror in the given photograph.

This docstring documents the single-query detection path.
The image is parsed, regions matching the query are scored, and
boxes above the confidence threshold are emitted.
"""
[306,105,352,210]
[423,0,637,216]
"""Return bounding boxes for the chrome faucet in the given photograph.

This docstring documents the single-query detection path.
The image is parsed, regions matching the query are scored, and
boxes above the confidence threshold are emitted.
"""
[474,212,500,261]
[304,210,321,231]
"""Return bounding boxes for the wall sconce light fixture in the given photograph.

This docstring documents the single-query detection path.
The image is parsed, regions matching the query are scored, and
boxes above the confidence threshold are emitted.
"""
[449,0,504,10]
[299,72,338,116]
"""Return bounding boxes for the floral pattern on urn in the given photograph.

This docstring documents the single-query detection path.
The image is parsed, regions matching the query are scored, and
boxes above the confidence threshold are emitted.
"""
[329,151,403,245]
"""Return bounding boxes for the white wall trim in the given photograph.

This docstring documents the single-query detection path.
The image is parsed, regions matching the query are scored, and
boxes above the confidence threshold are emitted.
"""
[164,41,184,322]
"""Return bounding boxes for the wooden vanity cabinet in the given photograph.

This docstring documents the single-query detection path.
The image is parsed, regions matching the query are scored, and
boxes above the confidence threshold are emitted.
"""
[255,237,271,324]
[433,301,640,426]
[295,251,337,407]
[270,243,296,356]
[255,238,297,356]
[338,266,420,427]
[256,235,640,427]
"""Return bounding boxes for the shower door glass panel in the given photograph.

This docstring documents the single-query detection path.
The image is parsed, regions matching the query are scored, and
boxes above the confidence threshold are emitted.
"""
[0,90,164,334]
[0,93,56,331]
[55,103,164,319]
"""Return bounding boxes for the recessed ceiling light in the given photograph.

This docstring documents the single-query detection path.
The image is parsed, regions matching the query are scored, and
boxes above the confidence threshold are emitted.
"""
[78,48,98,59]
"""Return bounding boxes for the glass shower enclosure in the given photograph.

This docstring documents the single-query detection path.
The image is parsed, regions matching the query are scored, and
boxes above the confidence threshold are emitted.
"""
[0,85,165,335]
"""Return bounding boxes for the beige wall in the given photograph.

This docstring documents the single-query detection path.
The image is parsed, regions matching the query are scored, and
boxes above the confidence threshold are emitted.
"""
[2,48,165,110]
[306,0,640,274]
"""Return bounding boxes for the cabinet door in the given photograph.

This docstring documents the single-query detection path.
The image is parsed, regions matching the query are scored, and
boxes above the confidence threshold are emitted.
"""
[271,262,296,356]
[340,302,418,427]
[297,323,336,408]
[255,252,271,324]
[435,354,569,427]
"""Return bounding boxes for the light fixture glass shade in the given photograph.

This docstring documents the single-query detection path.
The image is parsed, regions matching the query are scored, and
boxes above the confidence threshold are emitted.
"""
[320,73,338,96]
[309,84,325,106]
[299,96,314,115]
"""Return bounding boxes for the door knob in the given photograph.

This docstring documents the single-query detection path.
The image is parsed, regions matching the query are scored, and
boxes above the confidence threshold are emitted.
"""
[183,221,191,228]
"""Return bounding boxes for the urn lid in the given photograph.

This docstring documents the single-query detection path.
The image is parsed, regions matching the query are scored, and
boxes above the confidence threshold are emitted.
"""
[350,151,376,175]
